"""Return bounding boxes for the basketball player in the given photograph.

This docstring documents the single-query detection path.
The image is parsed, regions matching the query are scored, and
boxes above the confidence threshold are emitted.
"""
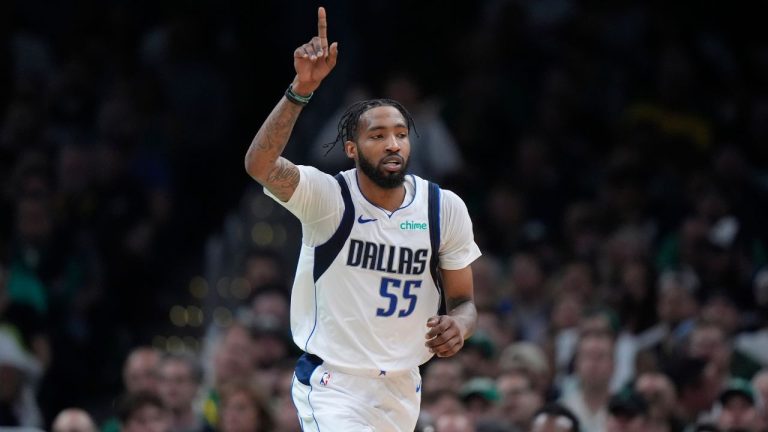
[244,7,481,431]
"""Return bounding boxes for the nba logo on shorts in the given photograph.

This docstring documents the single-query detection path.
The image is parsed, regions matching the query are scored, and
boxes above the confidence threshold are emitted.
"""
[320,371,331,386]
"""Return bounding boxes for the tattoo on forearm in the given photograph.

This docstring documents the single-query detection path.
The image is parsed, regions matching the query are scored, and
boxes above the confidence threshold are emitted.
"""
[253,99,301,154]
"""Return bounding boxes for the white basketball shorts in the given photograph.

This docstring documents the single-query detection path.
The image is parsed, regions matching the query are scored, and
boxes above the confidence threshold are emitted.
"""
[291,353,422,432]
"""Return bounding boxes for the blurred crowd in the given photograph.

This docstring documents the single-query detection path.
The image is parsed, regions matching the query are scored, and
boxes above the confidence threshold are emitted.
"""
[2,1,768,432]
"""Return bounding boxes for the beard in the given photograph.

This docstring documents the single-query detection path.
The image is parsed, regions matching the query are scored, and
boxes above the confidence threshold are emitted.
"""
[357,150,408,189]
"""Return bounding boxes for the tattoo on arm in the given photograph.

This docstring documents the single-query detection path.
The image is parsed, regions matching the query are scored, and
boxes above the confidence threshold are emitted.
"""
[245,98,303,200]
[266,158,300,201]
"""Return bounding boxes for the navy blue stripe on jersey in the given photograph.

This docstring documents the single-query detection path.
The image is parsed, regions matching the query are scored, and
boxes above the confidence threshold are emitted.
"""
[313,173,355,282]
[295,352,323,386]
[428,182,444,314]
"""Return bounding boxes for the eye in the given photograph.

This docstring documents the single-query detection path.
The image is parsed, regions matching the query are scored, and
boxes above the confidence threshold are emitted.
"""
[397,133,408,139]
[371,134,384,140]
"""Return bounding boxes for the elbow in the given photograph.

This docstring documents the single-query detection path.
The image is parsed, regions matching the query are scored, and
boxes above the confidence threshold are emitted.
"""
[244,151,264,182]
[244,153,255,177]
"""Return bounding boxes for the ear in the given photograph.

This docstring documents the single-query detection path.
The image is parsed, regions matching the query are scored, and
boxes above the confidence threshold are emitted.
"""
[344,140,356,159]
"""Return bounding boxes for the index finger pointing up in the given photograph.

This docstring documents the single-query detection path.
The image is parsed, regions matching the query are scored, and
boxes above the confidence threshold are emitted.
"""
[317,7,329,52]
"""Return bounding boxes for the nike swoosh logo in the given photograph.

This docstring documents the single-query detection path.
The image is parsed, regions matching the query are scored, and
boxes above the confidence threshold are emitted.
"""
[358,215,378,224]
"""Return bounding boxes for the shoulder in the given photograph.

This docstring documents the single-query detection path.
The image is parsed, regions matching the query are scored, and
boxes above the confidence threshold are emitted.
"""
[295,165,344,192]
[297,165,335,181]
[438,188,471,217]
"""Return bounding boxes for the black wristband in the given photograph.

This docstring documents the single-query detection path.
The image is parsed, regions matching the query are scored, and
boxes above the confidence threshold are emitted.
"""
[285,84,313,106]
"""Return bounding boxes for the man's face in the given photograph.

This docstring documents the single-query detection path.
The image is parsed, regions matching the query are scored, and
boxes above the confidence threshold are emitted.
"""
[531,413,576,432]
[719,395,759,430]
[158,360,198,411]
[497,373,540,425]
[221,391,260,432]
[123,405,170,432]
[347,106,410,189]
[576,335,614,391]
[124,350,160,394]
[214,326,254,384]
[607,413,646,432]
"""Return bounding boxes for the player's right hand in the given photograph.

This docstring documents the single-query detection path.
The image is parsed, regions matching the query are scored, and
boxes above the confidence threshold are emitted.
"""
[292,6,339,95]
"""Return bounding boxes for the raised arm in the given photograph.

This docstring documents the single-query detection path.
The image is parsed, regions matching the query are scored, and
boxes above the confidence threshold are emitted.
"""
[244,6,339,202]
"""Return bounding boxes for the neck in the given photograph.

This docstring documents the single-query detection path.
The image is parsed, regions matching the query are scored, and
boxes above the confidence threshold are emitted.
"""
[356,170,406,212]
[171,407,196,428]
[582,385,609,412]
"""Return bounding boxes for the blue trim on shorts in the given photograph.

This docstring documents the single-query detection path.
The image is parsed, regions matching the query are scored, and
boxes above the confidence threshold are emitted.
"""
[295,353,323,386]
[308,384,320,431]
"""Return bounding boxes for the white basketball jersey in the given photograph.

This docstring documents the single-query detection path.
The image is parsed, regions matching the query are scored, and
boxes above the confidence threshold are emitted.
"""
[290,170,442,372]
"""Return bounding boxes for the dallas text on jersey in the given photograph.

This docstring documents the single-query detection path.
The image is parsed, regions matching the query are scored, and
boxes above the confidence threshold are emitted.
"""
[346,239,428,276]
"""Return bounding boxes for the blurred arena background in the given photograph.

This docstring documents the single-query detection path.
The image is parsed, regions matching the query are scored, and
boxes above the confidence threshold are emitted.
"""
[2,1,768,431]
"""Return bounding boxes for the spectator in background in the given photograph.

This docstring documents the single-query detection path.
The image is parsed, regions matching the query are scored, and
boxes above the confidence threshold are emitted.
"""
[118,392,170,432]
[606,391,649,432]
[103,347,161,432]
[503,253,550,344]
[664,356,721,426]
[716,378,761,432]
[269,361,301,432]
[458,377,499,427]
[634,371,686,432]
[0,329,44,428]
[52,408,97,432]
[202,322,256,428]
[458,331,498,380]
[382,72,464,182]
[560,331,615,432]
[156,353,212,432]
[421,390,466,431]
[557,307,637,393]
[434,411,477,432]
[123,347,162,396]
[493,369,543,431]
[422,359,466,402]
[250,320,292,394]
[752,370,768,432]
[530,403,581,432]
[498,341,553,400]
[687,320,762,383]
[615,260,657,335]
[247,289,289,330]
[240,249,287,297]
[217,379,275,432]
[735,275,768,365]
[636,269,701,369]
[700,292,742,336]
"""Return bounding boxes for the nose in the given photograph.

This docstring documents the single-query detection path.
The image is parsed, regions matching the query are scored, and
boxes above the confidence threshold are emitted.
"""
[385,134,401,152]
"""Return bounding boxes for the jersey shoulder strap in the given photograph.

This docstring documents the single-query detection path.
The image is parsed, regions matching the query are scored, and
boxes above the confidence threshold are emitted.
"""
[313,173,354,281]
[428,181,444,313]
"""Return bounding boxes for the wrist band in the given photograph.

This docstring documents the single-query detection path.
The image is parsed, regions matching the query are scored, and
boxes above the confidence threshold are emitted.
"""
[285,85,313,106]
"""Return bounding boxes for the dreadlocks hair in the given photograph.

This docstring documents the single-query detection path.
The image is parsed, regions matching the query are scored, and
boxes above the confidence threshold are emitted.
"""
[323,98,418,156]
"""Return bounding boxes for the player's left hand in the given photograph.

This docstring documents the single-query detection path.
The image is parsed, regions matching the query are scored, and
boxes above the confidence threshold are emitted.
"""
[425,315,466,358]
